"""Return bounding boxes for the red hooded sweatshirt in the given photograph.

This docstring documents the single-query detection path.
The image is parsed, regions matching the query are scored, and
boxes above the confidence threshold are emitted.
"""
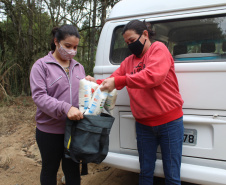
[97,41,183,126]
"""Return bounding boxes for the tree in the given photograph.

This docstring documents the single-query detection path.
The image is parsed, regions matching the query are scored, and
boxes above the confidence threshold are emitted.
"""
[0,0,119,97]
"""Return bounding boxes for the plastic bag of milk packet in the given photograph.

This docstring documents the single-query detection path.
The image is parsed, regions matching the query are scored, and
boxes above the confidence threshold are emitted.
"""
[79,79,99,113]
[90,81,99,96]
[104,89,118,115]
[84,85,108,115]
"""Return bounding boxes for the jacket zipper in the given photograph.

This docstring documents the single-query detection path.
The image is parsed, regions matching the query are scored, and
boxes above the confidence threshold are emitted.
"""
[46,62,78,104]
[70,64,77,104]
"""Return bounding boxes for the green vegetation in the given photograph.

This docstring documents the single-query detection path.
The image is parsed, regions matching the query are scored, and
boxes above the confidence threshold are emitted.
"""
[0,0,119,99]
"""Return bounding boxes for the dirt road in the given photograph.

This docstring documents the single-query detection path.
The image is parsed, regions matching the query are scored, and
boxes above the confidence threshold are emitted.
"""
[0,97,139,185]
[0,97,198,185]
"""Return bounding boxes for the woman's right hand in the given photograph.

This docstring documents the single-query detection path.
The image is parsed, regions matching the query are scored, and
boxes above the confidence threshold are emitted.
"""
[100,77,115,92]
[85,75,96,83]
[67,106,83,120]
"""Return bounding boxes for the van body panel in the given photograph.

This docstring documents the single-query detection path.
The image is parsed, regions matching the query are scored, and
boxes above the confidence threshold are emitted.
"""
[119,113,226,160]
[109,0,226,21]
[104,152,226,185]
[176,62,226,110]
[95,62,226,110]
[94,0,226,184]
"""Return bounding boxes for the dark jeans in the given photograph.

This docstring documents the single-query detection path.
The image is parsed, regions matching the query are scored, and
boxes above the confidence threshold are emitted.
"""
[136,117,184,185]
[36,128,80,185]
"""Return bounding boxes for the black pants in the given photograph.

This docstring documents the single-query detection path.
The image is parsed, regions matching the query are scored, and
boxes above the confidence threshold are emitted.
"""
[36,128,80,185]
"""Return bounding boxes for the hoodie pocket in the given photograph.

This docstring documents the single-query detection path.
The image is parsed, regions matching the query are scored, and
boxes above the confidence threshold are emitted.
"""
[49,75,63,87]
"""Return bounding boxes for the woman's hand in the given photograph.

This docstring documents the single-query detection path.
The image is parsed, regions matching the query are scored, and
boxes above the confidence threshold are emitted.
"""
[100,77,115,92]
[85,75,96,83]
[67,107,83,120]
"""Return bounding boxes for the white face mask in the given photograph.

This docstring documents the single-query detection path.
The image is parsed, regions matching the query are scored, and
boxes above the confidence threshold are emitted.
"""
[58,43,77,60]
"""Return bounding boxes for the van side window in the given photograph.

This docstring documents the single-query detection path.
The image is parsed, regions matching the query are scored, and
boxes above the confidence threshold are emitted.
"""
[110,26,132,64]
[154,15,226,62]
[110,15,226,64]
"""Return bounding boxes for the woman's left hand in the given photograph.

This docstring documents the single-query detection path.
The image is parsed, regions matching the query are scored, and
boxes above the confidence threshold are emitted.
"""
[67,106,83,120]
[85,75,96,83]
[100,77,115,92]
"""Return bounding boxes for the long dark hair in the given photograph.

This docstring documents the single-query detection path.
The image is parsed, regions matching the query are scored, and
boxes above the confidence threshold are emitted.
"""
[122,20,155,40]
[51,24,80,51]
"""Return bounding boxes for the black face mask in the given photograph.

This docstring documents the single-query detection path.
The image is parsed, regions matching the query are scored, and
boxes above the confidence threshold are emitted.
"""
[128,34,146,57]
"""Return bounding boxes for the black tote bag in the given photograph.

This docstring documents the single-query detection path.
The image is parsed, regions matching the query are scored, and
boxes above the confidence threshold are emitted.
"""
[64,113,115,164]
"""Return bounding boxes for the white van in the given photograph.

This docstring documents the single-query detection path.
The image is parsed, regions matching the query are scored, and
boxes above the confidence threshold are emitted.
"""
[93,0,226,184]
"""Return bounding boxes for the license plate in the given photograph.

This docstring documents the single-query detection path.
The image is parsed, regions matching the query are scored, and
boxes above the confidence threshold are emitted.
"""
[183,128,197,146]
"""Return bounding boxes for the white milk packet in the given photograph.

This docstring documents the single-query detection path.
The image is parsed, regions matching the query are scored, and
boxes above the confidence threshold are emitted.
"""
[90,81,99,96]
[79,79,92,113]
[84,85,108,115]
[104,89,118,115]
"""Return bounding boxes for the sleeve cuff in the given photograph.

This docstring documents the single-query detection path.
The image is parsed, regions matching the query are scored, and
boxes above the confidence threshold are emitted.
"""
[96,79,103,85]
[63,102,72,115]
[114,76,127,89]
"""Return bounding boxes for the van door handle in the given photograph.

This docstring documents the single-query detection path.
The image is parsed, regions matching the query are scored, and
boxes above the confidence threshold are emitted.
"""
[120,115,134,119]
[183,115,226,124]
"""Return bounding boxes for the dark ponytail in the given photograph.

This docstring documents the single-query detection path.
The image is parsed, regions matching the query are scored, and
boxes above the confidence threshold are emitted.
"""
[122,20,155,40]
[51,27,59,51]
[50,24,80,51]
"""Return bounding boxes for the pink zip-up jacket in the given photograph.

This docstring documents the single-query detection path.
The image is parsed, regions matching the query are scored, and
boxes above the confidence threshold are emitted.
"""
[30,51,86,134]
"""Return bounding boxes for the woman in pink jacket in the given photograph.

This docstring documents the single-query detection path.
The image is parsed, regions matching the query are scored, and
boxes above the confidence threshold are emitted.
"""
[30,24,85,185]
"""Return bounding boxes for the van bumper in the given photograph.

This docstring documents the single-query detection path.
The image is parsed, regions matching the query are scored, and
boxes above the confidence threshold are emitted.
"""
[103,152,226,185]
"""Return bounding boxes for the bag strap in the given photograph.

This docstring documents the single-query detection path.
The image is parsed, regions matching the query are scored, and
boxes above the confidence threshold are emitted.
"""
[65,118,74,150]
[67,136,71,150]
[69,121,81,163]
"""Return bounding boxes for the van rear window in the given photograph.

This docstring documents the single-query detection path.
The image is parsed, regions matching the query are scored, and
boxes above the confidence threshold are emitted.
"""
[110,15,226,64]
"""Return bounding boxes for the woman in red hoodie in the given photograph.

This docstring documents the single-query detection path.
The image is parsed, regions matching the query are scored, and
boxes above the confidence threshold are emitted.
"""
[87,20,184,185]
